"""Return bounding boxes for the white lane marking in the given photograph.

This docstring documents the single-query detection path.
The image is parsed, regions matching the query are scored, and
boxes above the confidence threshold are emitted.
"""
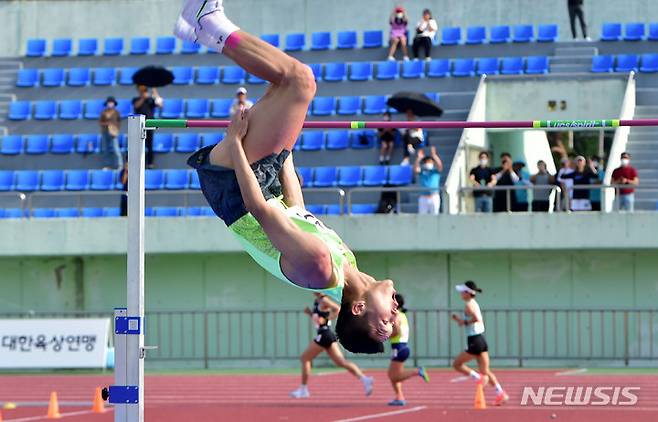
[5,408,113,422]
[332,406,427,422]
[555,368,588,376]
[449,376,469,383]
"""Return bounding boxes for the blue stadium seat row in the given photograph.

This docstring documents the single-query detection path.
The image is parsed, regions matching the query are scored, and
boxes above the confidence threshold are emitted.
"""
[600,22,658,42]
[591,54,658,73]
[442,24,557,45]
[297,165,413,188]
[25,37,200,57]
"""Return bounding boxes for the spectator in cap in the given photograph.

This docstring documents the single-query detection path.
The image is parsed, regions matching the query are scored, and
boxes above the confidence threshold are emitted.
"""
[412,9,438,61]
[230,86,254,117]
[560,155,598,211]
[612,152,639,212]
[387,6,410,61]
[99,96,122,170]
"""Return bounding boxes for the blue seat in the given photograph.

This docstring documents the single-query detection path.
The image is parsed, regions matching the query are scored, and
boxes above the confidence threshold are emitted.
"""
[26,39,46,57]
[40,170,64,191]
[305,204,325,215]
[337,31,357,49]
[313,167,338,187]
[308,63,322,80]
[247,73,266,84]
[501,57,524,75]
[325,204,343,215]
[51,38,72,56]
[153,207,180,217]
[181,40,201,54]
[16,69,38,87]
[616,55,639,72]
[145,169,164,190]
[428,59,450,78]
[260,34,280,47]
[362,166,387,186]
[625,23,645,41]
[156,36,176,54]
[453,59,475,77]
[349,62,373,81]
[165,169,189,190]
[537,24,558,42]
[186,207,204,217]
[297,167,313,188]
[591,55,614,72]
[640,54,658,73]
[51,134,74,154]
[65,170,89,190]
[388,165,413,185]
[376,61,398,80]
[301,131,324,151]
[130,37,150,54]
[59,100,82,120]
[56,208,80,218]
[196,66,219,85]
[363,30,384,48]
[78,38,98,56]
[186,98,209,118]
[118,133,128,153]
[490,25,511,43]
[1,135,22,155]
[351,130,376,149]
[402,60,424,79]
[190,171,201,190]
[466,26,486,44]
[201,132,224,147]
[350,204,378,215]
[337,96,361,115]
[4,208,27,219]
[512,24,534,42]
[153,133,174,153]
[104,38,124,55]
[324,62,347,82]
[76,134,100,154]
[67,68,90,86]
[441,27,461,45]
[363,95,387,115]
[33,101,56,120]
[210,99,232,118]
[32,208,56,219]
[103,207,121,217]
[119,67,138,85]
[93,68,116,86]
[83,99,105,120]
[526,56,549,74]
[42,68,64,87]
[0,170,14,191]
[221,66,246,84]
[337,166,361,187]
[312,97,336,116]
[311,32,331,50]
[176,133,200,152]
[477,57,500,75]
[285,33,306,51]
[8,101,30,121]
[649,23,658,41]
[14,170,39,191]
[172,67,193,85]
[89,170,115,190]
[601,23,622,41]
[160,98,184,118]
[326,130,349,150]
[82,207,104,218]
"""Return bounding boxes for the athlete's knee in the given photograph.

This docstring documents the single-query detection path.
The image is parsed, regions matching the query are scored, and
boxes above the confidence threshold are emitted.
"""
[281,61,316,100]
[452,360,461,370]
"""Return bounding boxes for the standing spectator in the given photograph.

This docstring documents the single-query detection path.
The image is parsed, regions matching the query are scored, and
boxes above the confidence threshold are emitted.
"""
[493,153,519,213]
[560,156,598,211]
[401,110,423,165]
[132,85,163,168]
[414,146,443,215]
[611,152,639,212]
[378,112,397,165]
[530,160,556,212]
[412,9,438,61]
[556,156,575,211]
[469,151,496,213]
[567,0,589,40]
[589,155,605,211]
[230,87,254,117]
[99,96,122,170]
[512,162,531,212]
[387,6,410,61]
[120,161,128,217]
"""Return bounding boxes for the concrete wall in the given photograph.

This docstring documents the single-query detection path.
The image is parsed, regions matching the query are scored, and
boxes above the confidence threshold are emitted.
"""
[2,0,658,57]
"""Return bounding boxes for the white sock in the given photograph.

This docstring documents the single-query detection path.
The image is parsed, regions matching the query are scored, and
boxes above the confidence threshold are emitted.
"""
[469,370,481,381]
[198,10,239,53]
[495,383,504,394]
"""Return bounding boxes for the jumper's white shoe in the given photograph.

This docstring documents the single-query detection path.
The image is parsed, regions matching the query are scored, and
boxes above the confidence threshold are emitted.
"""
[173,15,197,43]
[176,0,238,53]
[289,386,310,398]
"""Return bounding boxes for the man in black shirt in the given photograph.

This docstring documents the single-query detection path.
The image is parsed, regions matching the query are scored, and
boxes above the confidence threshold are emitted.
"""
[492,153,518,213]
[561,155,598,211]
[568,0,588,40]
[132,85,163,167]
[468,151,496,213]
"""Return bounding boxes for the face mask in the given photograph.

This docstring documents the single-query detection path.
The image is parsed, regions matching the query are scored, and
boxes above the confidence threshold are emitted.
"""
[479,159,488,166]
[621,158,630,166]
[591,161,599,168]
[422,164,434,171]
[396,12,404,19]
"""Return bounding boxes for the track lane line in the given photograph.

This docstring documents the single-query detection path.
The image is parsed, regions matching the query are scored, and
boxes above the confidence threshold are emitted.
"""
[4,408,113,422]
[332,406,427,422]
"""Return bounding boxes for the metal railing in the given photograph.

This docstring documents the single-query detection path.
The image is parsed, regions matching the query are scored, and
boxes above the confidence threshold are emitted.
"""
[346,186,448,214]
[2,308,655,367]
[459,185,562,213]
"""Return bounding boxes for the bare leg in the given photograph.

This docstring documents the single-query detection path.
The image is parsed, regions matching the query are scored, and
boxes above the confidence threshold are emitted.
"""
[279,153,305,208]
[299,342,324,385]
[325,343,364,379]
[388,38,400,58]
[452,351,477,377]
[476,352,499,387]
[388,360,418,383]
[399,35,409,58]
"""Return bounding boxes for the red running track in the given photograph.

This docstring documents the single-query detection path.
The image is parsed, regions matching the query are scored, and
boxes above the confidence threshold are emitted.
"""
[0,370,656,422]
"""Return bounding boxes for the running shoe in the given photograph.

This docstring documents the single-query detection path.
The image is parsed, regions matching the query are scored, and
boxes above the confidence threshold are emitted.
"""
[418,366,430,383]
[289,386,310,398]
[494,391,509,406]
[388,399,406,406]
[361,376,374,396]
[180,0,224,27]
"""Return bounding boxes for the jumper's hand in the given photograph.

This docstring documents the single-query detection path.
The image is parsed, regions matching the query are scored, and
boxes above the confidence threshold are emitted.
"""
[227,107,249,141]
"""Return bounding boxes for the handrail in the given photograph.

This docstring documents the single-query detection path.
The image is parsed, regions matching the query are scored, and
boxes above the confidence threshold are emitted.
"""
[459,185,562,213]
[346,185,448,214]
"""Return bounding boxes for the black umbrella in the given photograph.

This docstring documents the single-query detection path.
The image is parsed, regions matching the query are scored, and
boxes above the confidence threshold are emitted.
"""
[132,66,174,87]
[387,91,443,117]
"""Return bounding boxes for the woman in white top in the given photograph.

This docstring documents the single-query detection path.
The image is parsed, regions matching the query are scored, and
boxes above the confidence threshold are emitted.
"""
[451,281,509,406]
[412,9,438,60]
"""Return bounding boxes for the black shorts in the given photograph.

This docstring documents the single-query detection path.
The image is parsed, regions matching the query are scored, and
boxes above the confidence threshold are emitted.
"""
[314,327,337,349]
[187,146,289,226]
[391,342,410,362]
[466,334,489,355]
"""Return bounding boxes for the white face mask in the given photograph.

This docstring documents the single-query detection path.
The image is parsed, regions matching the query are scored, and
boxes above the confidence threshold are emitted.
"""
[396,12,404,19]
[422,163,434,171]
[479,159,488,166]
[621,158,630,166]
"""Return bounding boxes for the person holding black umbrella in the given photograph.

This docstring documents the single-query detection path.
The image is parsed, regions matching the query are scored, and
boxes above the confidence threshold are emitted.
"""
[132,85,163,168]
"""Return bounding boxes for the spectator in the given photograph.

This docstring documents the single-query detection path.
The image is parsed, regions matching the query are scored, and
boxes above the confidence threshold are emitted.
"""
[230,87,254,117]
[378,112,397,165]
[556,156,575,211]
[99,96,122,170]
[560,156,598,211]
[401,110,423,165]
[412,9,438,61]
[387,6,410,61]
[493,153,519,212]
[132,85,163,168]
[567,0,589,40]
[530,160,556,212]
[512,161,531,212]
[589,155,605,211]
[120,161,128,217]
[469,151,496,213]
[611,152,639,212]
[414,146,443,215]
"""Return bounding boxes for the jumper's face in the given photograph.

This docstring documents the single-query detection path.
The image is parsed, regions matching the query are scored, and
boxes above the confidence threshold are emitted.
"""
[364,279,398,341]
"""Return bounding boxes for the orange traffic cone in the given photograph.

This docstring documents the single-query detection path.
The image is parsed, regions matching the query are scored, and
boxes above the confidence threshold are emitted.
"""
[0,409,4,422]
[92,387,106,414]
[47,391,61,419]
[474,382,487,410]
